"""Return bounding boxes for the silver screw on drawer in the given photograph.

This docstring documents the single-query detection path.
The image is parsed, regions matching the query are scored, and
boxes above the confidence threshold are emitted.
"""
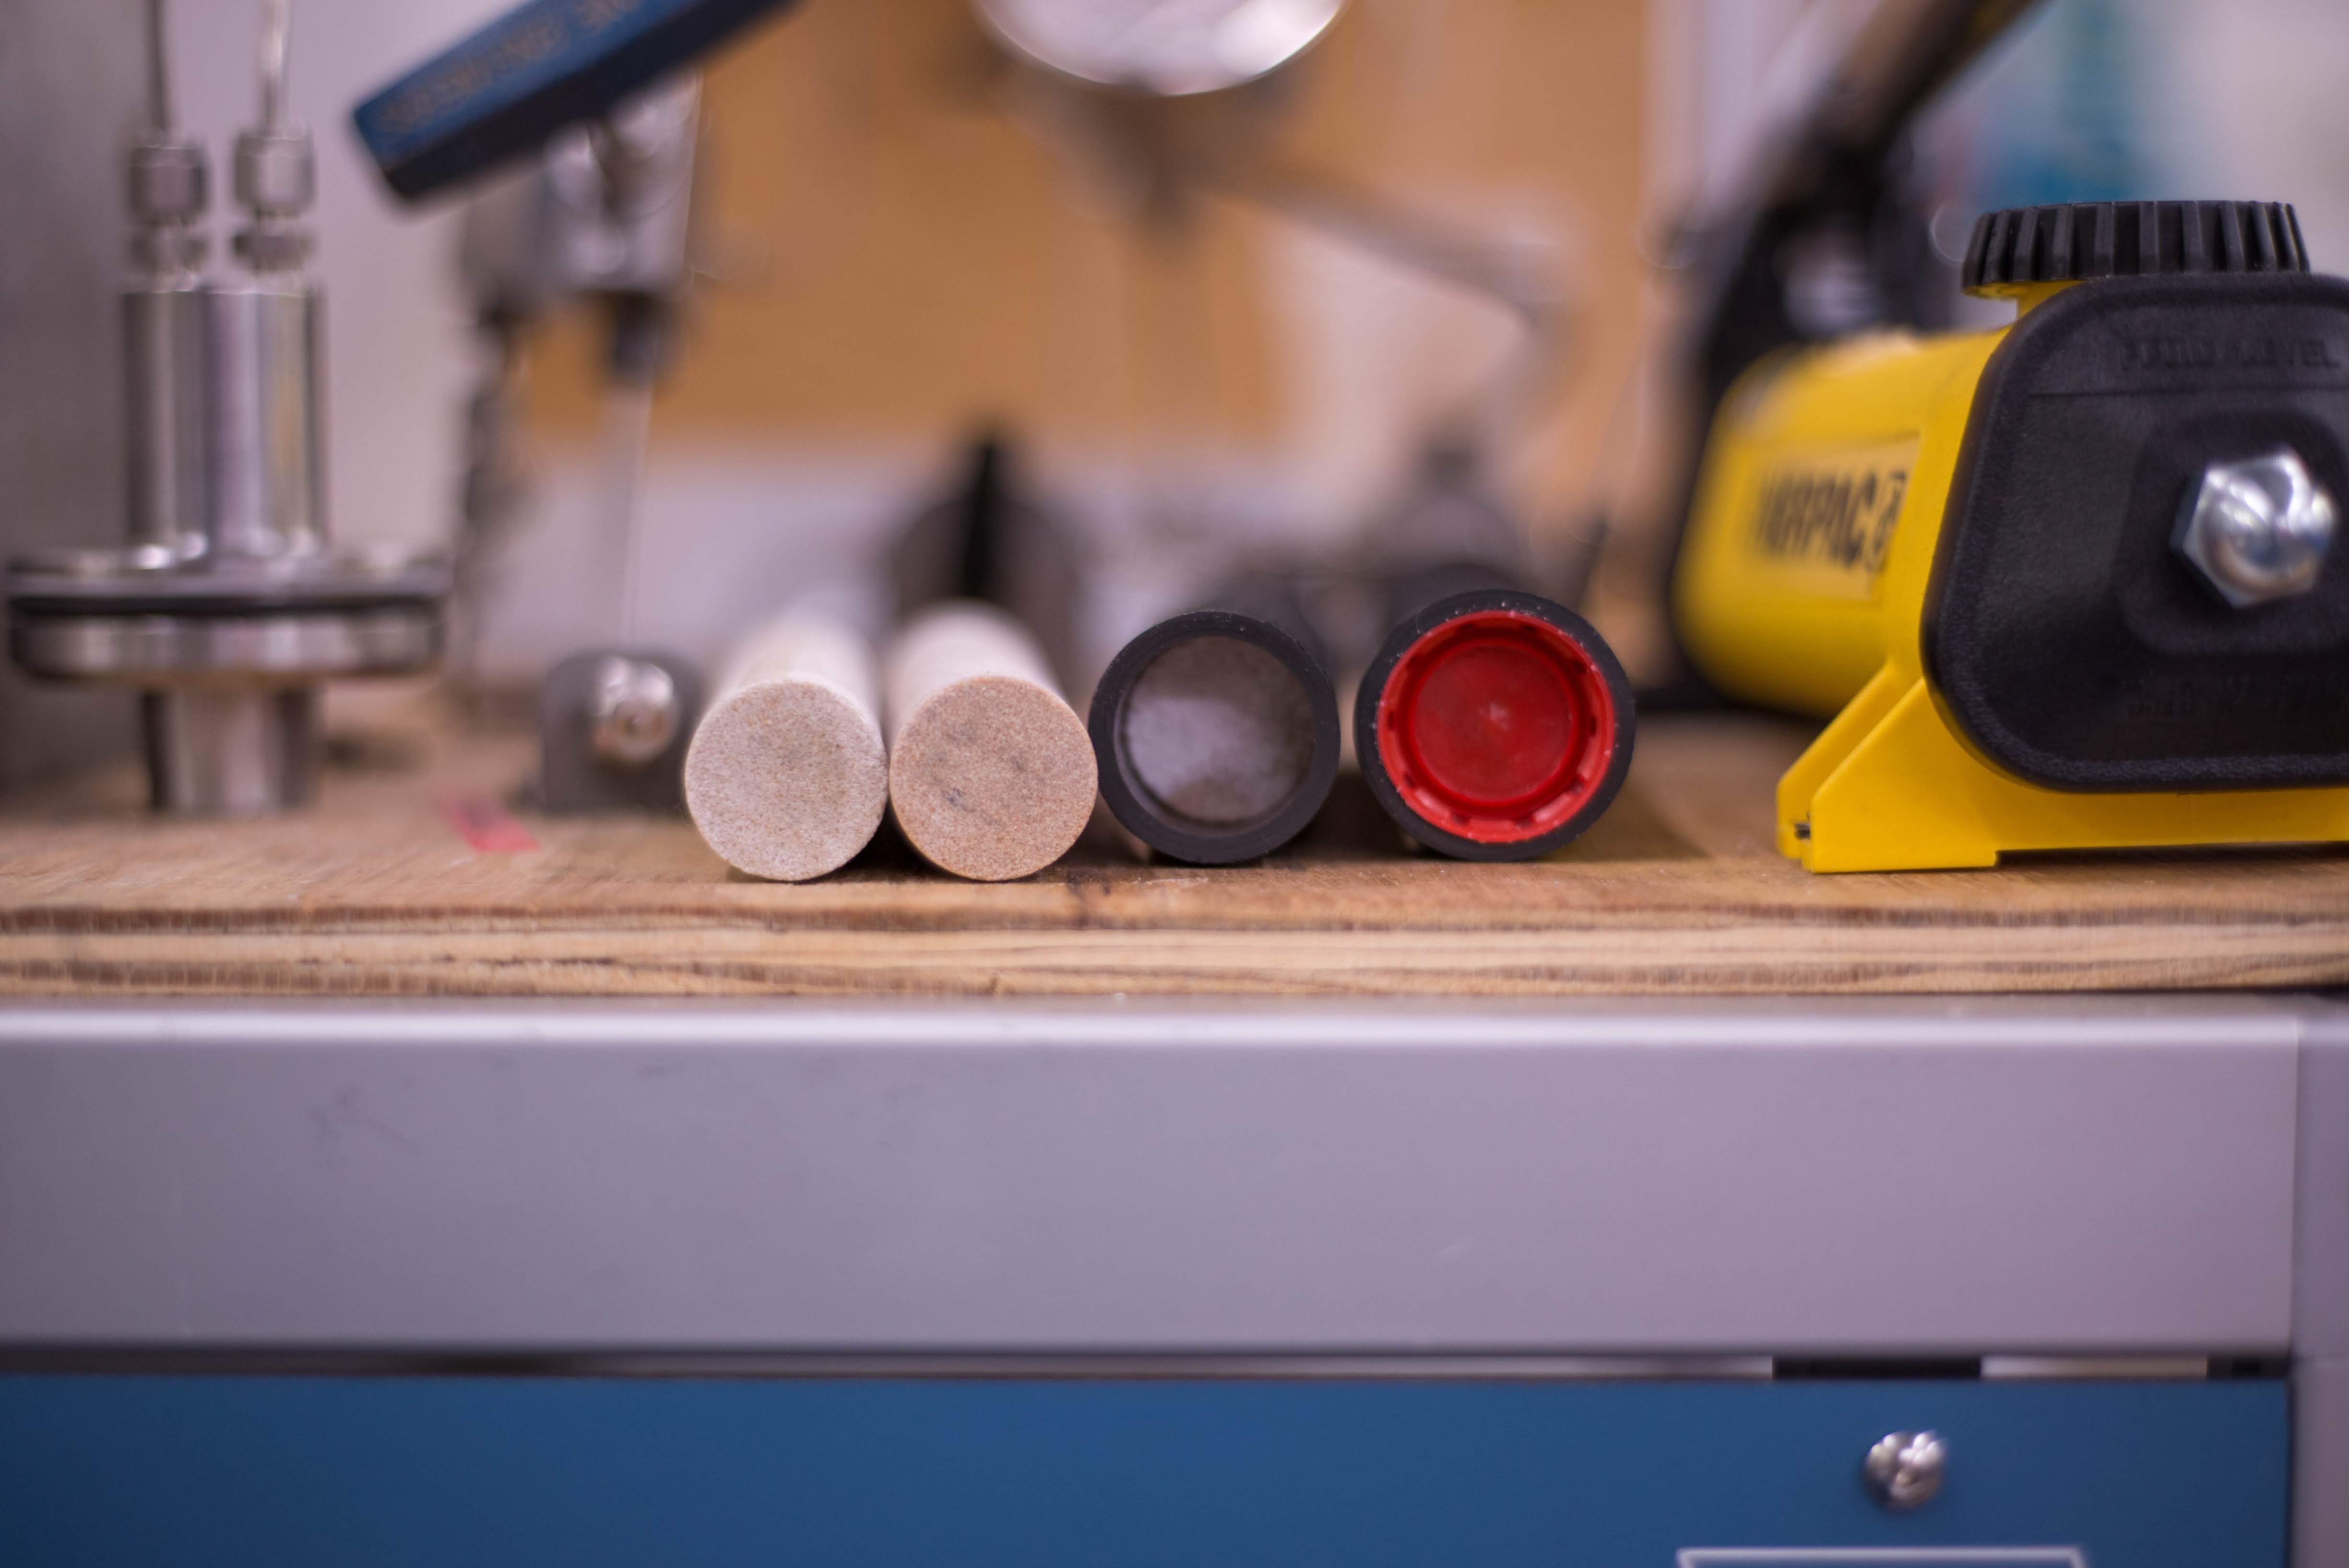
[1863,1429,1947,1510]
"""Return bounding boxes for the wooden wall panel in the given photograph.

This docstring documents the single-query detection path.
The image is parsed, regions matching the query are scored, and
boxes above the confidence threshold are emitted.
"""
[528,0,1651,523]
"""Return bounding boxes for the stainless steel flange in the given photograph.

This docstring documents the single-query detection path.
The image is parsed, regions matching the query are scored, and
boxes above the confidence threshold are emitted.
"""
[7,549,449,813]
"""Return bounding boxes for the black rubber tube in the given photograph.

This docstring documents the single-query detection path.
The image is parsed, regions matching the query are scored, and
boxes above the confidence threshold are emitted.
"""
[1089,580,1342,865]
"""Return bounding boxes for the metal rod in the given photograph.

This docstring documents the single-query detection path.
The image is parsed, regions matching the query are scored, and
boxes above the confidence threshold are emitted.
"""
[145,0,174,133]
[1222,162,1556,326]
[602,380,655,641]
[258,0,290,132]
[1212,159,1568,497]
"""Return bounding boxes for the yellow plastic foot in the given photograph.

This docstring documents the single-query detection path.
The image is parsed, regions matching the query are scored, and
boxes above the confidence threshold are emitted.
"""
[1780,666,2349,873]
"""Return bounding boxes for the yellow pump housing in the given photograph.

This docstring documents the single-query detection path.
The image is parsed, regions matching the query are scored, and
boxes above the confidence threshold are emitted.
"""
[1673,200,2349,872]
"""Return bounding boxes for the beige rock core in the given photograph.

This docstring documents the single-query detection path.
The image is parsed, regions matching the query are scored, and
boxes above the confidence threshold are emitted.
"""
[884,605,1097,880]
[684,615,889,882]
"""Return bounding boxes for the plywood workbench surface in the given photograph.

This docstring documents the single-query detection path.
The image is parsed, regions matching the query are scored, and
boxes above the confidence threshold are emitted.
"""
[0,705,2343,998]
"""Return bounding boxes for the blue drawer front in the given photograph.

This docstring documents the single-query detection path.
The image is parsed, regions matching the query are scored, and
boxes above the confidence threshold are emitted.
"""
[0,1376,2286,1567]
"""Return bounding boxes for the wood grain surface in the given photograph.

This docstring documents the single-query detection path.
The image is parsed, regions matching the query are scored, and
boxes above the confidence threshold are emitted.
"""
[1,705,2344,998]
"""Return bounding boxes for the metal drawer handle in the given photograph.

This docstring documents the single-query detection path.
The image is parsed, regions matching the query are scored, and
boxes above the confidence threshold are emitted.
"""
[1863,1430,1947,1509]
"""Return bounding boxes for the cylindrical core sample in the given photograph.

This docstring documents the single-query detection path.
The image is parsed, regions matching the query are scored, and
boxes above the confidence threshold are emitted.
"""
[683,615,889,881]
[1090,582,1341,864]
[1356,563,1634,861]
[883,602,1096,881]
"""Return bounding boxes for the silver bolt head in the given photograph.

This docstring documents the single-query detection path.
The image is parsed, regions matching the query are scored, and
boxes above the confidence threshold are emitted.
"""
[589,657,679,768]
[1862,1429,1947,1510]
[2175,447,2337,607]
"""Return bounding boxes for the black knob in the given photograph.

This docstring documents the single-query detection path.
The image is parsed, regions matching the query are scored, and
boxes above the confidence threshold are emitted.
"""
[1962,201,2309,295]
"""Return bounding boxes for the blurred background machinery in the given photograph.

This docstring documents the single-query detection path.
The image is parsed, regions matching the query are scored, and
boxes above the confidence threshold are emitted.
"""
[8,0,2349,791]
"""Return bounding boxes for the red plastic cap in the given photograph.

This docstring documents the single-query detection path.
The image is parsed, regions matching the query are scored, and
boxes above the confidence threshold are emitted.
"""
[1373,608,1620,845]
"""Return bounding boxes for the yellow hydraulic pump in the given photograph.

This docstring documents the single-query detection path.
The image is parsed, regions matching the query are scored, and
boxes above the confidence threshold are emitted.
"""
[1674,200,2349,871]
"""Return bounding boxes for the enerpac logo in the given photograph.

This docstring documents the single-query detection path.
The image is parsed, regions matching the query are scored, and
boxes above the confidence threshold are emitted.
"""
[1744,440,1917,598]
[1677,1551,2087,1568]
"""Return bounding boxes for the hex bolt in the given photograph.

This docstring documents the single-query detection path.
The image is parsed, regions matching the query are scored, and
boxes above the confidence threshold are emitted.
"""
[1862,1430,1947,1510]
[2175,447,2337,607]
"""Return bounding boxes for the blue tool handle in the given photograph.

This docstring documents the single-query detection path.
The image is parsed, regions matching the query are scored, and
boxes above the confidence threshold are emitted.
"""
[352,0,801,202]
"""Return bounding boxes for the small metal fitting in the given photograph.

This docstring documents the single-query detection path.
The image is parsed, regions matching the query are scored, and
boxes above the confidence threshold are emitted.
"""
[1862,1430,1947,1510]
[128,138,208,223]
[234,127,314,217]
[127,138,210,277]
[2175,447,2338,607]
[589,655,681,767]
[232,221,313,272]
[130,225,209,277]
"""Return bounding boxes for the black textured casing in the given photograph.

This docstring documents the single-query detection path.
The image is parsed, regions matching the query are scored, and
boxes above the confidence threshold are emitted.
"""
[1925,272,2349,791]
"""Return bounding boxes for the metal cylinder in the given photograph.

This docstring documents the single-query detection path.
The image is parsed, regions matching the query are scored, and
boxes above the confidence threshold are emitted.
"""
[122,285,211,558]
[206,279,325,558]
[141,686,318,813]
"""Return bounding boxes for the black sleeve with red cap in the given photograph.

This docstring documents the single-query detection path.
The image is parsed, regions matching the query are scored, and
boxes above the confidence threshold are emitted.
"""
[1355,562,1636,861]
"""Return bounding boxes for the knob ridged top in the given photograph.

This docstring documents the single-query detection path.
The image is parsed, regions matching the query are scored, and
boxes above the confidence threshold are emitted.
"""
[1963,201,2308,295]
